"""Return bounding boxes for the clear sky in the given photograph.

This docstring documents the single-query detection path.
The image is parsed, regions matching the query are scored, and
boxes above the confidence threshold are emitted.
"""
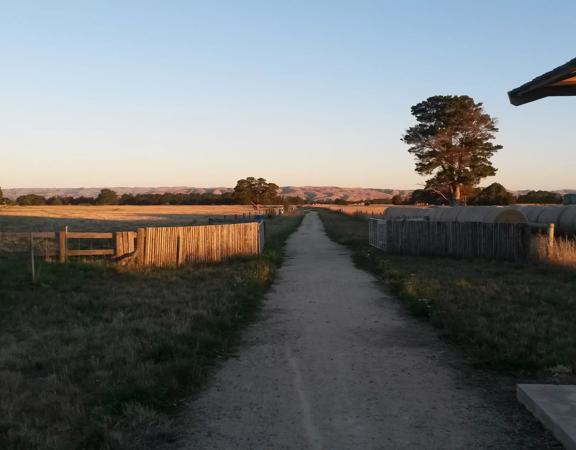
[1,0,575,190]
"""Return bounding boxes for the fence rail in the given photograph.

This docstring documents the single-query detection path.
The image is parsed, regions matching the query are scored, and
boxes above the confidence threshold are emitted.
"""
[369,219,531,261]
[1,222,264,267]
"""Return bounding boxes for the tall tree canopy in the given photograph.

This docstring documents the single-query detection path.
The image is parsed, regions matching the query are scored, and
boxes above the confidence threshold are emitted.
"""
[95,189,119,205]
[471,183,515,205]
[233,177,280,205]
[408,189,446,205]
[402,95,502,204]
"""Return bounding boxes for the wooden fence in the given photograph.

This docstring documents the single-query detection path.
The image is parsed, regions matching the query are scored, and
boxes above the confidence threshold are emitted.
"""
[369,219,531,261]
[0,231,134,261]
[127,222,264,267]
[1,222,264,267]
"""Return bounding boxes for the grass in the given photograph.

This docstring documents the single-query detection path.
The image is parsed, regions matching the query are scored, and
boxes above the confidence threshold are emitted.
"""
[317,209,576,377]
[533,233,576,268]
[0,204,269,232]
[0,213,303,449]
[313,204,390,216]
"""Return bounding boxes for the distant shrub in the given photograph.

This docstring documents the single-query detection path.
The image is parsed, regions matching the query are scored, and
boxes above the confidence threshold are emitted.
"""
[47,196,64,205]
[471,183,515,205]
[95,189,119,205]
[408,189,445,205]
[517,190,562,204]
[16,194,47,206]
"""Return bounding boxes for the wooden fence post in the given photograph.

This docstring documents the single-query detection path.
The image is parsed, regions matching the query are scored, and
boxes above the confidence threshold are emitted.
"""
[176,231,183,265]
[258,222,266,254]
[522,224,531,261]
[135,228,146,266]
[547,223,555,258]
[114,232,121,258]
[59,227,68,263]
[30,232,36,282]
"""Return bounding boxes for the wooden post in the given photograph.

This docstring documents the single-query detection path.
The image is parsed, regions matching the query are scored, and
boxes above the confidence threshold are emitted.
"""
[30,232,36,282]
[176,232,183,266]
[135,228,145,266]
[522,224,531,261]
[114,232,121,258]
[59,227,68,263]
[547,223,555,258]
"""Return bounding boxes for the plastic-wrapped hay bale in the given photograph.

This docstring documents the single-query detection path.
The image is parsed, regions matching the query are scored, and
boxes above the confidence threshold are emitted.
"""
[383,207,432,220]
[511,205,547,223]
[536,205,568,227]
[427,207,465,222]
[511,205,576,233]
[557,206,576,234]
[454,206,527,223]
[384,206,527,223]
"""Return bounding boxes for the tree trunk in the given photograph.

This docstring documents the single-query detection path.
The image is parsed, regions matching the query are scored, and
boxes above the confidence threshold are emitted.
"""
[450,184,462,206]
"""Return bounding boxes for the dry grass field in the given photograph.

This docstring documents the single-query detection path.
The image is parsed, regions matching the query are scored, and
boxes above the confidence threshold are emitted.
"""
[313,204,391,216]
[0,205,265,232]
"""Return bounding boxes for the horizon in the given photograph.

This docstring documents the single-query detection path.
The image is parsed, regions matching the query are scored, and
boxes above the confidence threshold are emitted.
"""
[2,1,575,190]
[4,183,575,193]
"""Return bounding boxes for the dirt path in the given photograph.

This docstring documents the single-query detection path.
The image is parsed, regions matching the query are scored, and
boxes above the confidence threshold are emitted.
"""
[177,212,552,449]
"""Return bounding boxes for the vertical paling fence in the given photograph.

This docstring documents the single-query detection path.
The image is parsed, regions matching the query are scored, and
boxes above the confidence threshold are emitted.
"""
[115,231,136,258]
[259,221,266,254]
[129,221,264,267]
[368,219,388,250]
[368,218,531,261]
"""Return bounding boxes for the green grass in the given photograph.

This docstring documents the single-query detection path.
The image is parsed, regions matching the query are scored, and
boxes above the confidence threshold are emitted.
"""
[318,209,576,376]
[0,214,303,449]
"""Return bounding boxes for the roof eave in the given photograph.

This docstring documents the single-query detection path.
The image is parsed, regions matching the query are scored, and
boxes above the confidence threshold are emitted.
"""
[508,57,576,106]
[509,85,576,106]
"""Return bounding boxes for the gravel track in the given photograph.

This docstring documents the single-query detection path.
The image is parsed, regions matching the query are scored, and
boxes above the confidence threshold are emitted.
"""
[177,212,555,449]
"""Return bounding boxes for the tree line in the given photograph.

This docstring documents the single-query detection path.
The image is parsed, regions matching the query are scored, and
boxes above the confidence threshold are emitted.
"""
[1,178,308,207]
[0,177,565,208]
[0,184,564,207]
[398,184,563,206]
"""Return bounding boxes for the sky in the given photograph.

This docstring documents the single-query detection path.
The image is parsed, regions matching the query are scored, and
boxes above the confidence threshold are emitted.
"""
[1,0,575,190]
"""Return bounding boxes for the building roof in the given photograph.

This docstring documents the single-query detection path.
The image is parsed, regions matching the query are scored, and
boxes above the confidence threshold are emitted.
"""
[508,57,576,106]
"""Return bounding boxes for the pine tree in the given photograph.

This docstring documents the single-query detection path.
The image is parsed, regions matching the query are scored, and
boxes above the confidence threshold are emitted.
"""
[402,95,502,205]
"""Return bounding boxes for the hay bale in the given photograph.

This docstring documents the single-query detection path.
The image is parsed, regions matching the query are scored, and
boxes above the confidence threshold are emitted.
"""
[557,206,576,234]
[383,207,431,220]
[536,205,568,226]
[428,207,464,222]
[455,206,527,223]
[384,206,526,223]
[512,205,547,222]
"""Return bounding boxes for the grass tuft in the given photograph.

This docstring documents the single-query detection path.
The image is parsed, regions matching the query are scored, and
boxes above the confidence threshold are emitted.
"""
[533,233,576,268]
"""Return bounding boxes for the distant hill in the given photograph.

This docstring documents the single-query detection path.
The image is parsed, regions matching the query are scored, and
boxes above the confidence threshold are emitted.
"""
[279,186,411,202]
[2,186,232,200]
[3,186,575,202]
[2,186,410,202]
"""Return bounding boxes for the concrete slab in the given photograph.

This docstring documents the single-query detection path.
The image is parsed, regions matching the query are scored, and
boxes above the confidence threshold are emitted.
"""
[518,384,576,450]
